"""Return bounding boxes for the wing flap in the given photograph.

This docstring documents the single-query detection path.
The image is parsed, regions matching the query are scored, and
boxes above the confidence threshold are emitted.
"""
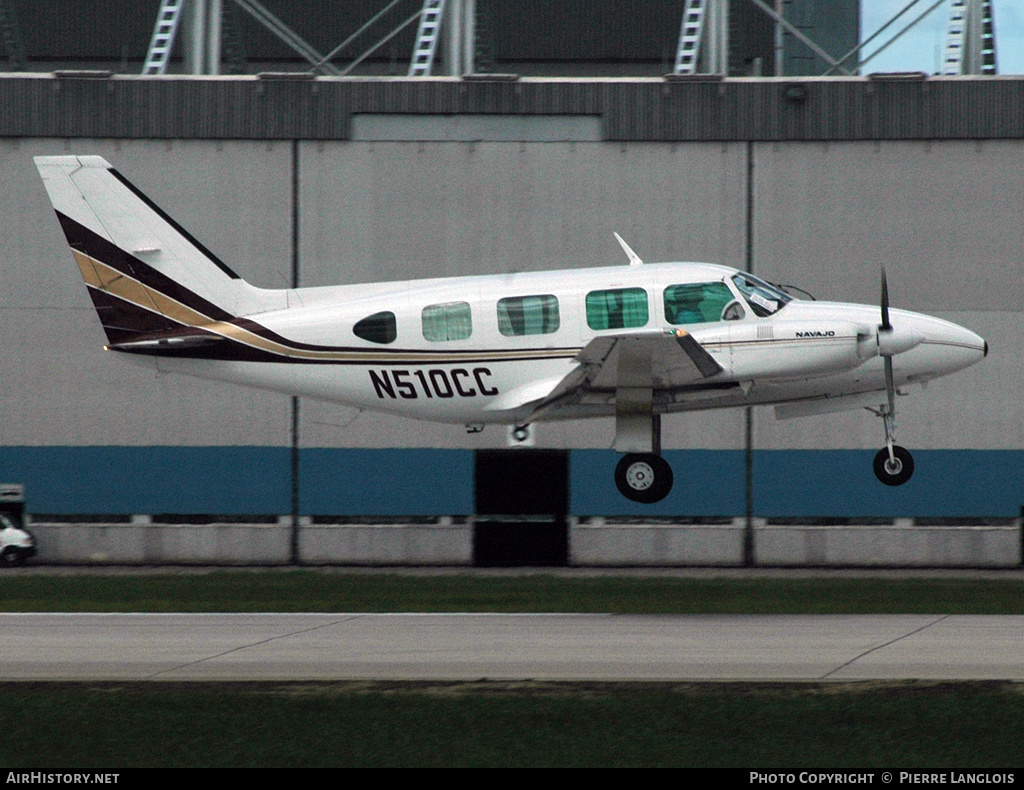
[527,330,725,420]
[670,328,724,377]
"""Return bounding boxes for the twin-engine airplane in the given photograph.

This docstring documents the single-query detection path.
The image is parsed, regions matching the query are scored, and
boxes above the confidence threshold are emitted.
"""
[36,155,987,503]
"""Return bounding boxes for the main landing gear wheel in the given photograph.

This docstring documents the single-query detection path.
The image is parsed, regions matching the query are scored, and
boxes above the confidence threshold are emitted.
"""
[873,445,914,486]
[615,453,673,504]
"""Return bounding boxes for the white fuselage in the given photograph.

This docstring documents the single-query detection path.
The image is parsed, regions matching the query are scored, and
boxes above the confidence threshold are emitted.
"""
[132,261,986,425]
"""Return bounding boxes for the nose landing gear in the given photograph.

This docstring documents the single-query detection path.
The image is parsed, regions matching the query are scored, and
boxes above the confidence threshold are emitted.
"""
[870,266,914,487]
[873,442,914,486]
[870,404,914,486]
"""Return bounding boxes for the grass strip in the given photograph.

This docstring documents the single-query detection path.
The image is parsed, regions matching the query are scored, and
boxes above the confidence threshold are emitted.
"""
[2,572,1024,613]
[2,680,1023,768]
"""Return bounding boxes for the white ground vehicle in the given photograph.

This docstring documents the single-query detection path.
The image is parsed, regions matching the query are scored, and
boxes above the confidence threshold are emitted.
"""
[0,513,36,567]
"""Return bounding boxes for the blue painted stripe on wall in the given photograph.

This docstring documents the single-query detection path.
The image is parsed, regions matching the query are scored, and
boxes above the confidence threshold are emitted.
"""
[299,448,474,515]
[0,446,474,515]
[753,450,1024,518]
[0,446,293,514]
[1,446,1020,517]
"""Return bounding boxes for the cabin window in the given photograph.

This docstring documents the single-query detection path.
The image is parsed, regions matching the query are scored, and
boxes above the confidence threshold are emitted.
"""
[663,282,736,325]
[422,301,472,341]
[353,311,397,344]
[497,295,560,336]
[586,288,649,330]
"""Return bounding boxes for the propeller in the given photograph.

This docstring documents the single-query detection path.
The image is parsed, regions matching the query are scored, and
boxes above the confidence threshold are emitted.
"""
[875,266,924,360]
[879,266,891,332]
[879,267,895,398]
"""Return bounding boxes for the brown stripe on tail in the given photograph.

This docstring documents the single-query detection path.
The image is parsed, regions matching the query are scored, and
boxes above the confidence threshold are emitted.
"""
[56,211,235,323]
[86,288,182,346]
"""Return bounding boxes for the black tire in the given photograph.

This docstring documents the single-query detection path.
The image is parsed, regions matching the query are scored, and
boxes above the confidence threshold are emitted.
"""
[873,445,914,486]
[615,453,674,504]
[0,548,25,568]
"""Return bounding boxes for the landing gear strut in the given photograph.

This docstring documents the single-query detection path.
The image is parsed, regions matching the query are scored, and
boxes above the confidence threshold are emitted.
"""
[615,453,673,504]
[870,402,914,487]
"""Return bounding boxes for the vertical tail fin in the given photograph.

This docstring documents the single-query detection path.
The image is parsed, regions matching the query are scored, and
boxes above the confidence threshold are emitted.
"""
[35,155,283,346]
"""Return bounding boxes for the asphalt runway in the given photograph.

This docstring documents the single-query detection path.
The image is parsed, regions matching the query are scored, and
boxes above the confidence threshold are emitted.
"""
[2,613,1023,681]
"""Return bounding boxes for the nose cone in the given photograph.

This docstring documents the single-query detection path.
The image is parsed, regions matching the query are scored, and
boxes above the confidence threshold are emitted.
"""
[898,310,987,378]
[939,321,987,371]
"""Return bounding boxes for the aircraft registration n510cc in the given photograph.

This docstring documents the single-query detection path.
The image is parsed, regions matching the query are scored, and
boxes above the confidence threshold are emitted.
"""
[35,155,988,503]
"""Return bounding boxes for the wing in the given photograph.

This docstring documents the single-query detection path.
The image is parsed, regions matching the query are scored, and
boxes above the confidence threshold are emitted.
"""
[525,329,725,421]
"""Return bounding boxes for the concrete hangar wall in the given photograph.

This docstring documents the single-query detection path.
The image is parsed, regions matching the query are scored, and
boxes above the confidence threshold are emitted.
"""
[1,74,1022,519]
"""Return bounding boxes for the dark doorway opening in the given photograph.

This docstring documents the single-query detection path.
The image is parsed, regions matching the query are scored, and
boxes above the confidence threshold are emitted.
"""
[473,449,569,567]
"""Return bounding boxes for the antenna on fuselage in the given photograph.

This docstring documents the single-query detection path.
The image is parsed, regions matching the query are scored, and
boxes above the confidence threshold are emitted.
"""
[613,232,643,266]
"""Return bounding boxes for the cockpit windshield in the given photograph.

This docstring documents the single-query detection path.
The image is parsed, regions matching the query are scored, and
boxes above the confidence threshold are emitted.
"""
[731,273,794,317]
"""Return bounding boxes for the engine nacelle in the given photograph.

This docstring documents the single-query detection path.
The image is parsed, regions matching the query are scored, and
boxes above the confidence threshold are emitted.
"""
[727,320,869,381]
